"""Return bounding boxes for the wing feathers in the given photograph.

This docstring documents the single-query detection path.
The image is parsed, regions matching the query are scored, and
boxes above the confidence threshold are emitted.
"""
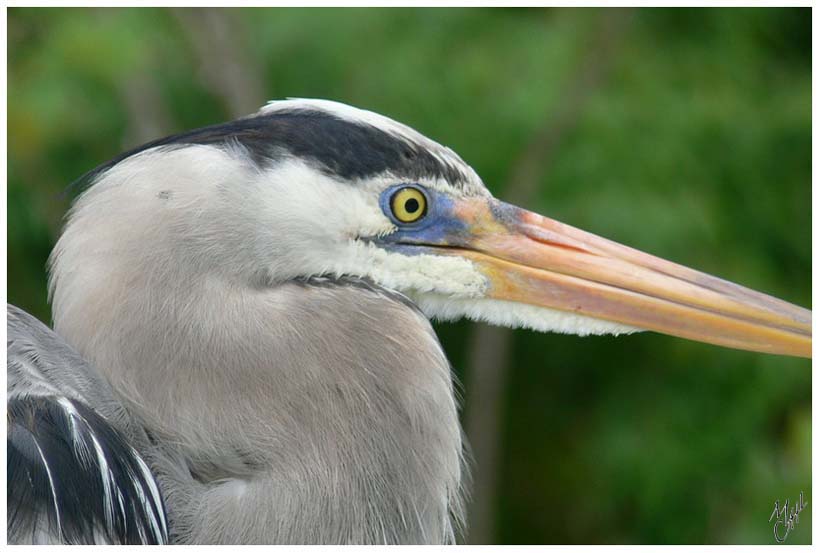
[7,395,169,544]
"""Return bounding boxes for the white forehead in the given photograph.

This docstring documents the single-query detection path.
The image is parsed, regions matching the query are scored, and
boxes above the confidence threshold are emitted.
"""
[258,98,442,150]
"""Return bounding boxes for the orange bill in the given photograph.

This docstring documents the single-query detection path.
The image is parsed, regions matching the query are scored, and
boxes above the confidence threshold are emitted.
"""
[440,197,811,358]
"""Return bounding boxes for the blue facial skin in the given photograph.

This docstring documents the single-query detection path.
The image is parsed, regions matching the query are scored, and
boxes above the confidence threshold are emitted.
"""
[375,183,470,255]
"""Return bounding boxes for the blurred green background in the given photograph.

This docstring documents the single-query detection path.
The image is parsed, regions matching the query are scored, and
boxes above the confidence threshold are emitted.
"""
[7,7,811,544]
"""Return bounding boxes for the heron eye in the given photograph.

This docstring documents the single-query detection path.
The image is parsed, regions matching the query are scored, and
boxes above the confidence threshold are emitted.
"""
[390,187,428,223]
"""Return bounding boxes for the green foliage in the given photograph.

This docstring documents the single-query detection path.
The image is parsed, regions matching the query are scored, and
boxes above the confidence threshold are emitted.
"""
[8,7,810,544]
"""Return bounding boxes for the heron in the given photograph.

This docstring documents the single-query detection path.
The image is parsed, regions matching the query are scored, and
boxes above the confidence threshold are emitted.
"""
[8,99,811,544]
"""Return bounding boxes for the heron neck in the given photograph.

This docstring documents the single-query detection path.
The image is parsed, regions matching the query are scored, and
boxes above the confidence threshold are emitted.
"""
[55,274,465,543]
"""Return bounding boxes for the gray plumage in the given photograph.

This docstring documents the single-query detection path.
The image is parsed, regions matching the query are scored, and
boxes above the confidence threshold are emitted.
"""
[8,279,465,543]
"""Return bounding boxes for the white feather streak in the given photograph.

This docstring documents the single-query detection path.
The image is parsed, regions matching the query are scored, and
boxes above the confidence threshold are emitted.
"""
[31,436,62,538]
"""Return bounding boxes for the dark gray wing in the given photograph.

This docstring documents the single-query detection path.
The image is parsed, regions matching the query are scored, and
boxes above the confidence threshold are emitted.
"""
[7,304,169,544]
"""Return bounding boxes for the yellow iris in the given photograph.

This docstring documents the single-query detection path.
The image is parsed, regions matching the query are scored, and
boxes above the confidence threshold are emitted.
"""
[390,187,427,223]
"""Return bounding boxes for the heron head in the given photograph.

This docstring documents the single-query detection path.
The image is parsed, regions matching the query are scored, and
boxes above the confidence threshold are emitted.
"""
[58,99,811,358]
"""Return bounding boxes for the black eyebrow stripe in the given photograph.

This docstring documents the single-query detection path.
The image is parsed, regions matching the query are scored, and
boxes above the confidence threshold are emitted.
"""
[69,109,472,194]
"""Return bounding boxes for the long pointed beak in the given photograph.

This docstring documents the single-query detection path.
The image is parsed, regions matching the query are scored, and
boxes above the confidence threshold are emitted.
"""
[442,197,811,358]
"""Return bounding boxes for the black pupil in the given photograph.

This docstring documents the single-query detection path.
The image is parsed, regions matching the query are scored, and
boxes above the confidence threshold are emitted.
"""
[405,198,420,214]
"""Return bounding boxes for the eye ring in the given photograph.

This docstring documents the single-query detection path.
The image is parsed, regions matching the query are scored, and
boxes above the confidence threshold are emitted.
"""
[390,186,428,224]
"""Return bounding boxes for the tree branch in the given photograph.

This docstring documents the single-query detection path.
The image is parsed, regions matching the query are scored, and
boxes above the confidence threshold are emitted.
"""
[464,9,633,544]
[171,8,266,118]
